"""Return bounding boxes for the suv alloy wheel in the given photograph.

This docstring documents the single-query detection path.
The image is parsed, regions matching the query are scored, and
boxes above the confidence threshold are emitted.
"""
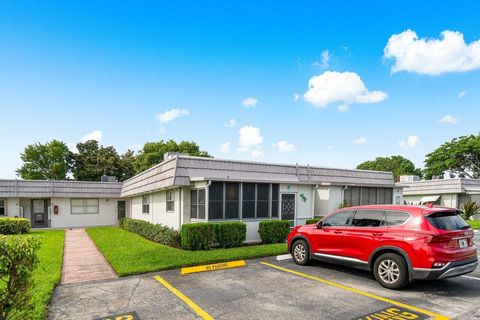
[292,240,310,265]
[373,253,409,290]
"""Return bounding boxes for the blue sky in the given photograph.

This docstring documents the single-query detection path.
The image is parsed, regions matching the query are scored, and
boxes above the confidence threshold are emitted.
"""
[0,1,479,178]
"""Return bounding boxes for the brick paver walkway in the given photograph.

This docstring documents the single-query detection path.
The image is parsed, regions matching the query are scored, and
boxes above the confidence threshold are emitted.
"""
[61,228,117,284]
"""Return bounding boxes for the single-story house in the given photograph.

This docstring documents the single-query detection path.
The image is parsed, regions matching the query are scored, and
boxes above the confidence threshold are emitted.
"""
[0,179,125,228]
[397,176,480,220]
[121,155,400,241]
[1,155,400,241]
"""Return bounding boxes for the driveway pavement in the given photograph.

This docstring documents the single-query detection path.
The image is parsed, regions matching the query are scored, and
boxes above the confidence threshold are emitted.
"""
[49,241,480,320]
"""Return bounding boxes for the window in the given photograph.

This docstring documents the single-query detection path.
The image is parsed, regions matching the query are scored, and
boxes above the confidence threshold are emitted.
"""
[271,184,279,218]
[427,211,469,231]
[190,189,206,219]
[344,187,393,206]
[323,211,353,227]
[351,210,385,227]
[166,190,175,212]
[225,183,239,219]
[142,195,150,214]
[0,199,5,216]
[242,183,256,219]
[256,183,269,218]
[385,211,411,226]
[208,182,223,220]
[71,199,99,214]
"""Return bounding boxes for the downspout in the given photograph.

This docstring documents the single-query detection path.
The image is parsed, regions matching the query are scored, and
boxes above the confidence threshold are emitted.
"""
[311,185,316,218]
[178,187,182,230]
[342,186,348,203]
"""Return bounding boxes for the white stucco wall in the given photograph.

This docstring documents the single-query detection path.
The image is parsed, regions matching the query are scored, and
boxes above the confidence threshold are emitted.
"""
[5,198,20,217]
[129,188,182,230]
[50,198,118,228]
[314,186,343,217]
[279,184,314,226]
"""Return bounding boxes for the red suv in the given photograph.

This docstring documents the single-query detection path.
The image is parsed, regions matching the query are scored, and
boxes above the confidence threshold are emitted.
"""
[288,205,477,289]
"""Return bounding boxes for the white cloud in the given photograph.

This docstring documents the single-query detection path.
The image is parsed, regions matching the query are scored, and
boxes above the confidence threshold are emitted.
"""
[352,137,367,145]
[250,149,263,158]
[81,130,102,142]
[238,126,263,152]
[303,71,387,110]
[338,104,349,112]
[242,97,258,108]
[458,90,467,98]
[439,114,458,124]
[293,93,300,102]
[224,118,237,128]
[273,140,296,152]
[156,108,190,124]
[384,29,480,75]
[399,135,420,148]
[313,50,331,69]
[220,141,231,153]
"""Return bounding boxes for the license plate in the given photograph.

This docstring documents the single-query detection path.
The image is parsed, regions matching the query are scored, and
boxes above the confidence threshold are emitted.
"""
[459,239,468,248]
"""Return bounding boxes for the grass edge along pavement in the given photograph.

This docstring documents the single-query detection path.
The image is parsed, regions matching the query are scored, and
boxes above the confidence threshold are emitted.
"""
[15,229,65,320]
[468,220,480,229]
[87,226,288,276]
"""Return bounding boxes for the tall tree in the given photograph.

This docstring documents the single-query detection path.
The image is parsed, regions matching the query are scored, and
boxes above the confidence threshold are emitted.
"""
[134,140,211,173]
[16,140,72,180]
[118,149,137,181]
[424,134,480,179]
[357,155,422,182]
[72,140,122,181]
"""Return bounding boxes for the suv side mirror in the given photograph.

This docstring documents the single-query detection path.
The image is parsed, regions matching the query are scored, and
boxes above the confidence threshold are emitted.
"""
[316,220,323,229]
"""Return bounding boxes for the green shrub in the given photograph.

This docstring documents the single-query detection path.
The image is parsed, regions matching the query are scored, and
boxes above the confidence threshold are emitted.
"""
[119,218,180,247]
[258,220,290,244]
[305,217,323,225]
[214,222,247,248]
[460,201,480,220]
[339,200,352,209]
[0,235,41,319]
[0,218,31,235]
[181,223,216,250]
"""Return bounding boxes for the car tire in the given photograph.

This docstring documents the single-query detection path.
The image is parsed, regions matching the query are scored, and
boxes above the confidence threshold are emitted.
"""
[373,253,409,290]
[292,239,310,265]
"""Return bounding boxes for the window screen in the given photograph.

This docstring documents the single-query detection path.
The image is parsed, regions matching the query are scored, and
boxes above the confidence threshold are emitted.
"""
[166,190,175,212]
[0,199,4,216]
[351,210,385,227]
[209,182,224,220]
[242,183,255,219]
[271,184,279,218]
[256,183,269,218]
[225,183,239,219]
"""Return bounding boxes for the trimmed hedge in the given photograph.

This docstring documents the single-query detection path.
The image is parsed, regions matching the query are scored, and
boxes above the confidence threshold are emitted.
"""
[0,218,31,235]
[258,220,290,244]
[305,217,323,225]
[180,222,248,250]
[119,218,180,247]
[214,222,247,248]
[181,222,216,250]
[0,235,41,319]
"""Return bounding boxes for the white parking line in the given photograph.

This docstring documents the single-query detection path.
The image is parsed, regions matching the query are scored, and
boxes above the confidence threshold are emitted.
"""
[461,275,480,281]
[276,254,292,261]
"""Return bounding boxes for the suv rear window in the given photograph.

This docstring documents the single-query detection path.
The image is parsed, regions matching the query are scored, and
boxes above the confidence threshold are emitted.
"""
[426,211,469,230]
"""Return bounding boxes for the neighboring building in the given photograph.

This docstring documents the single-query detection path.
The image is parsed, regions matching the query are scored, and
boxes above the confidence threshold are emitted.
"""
[397,176,480,219]
[0,180,125,228]
[122,155,398,242]
[0,155,399,241]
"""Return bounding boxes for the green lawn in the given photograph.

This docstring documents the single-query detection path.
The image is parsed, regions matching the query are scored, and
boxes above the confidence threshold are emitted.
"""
[468,220,480,229]
[87,226,288,276]
[30,230,65,320]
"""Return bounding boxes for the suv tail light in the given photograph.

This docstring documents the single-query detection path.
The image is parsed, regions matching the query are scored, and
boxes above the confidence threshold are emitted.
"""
[429,235,455,248]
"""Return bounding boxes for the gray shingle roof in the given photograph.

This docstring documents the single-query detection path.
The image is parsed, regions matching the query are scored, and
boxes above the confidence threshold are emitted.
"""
[397,178,480,195]
[121,155,395,197]
[0,179,123,198]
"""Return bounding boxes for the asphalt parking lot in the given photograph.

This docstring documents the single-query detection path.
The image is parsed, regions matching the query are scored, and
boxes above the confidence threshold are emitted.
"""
[49,234,480,320]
